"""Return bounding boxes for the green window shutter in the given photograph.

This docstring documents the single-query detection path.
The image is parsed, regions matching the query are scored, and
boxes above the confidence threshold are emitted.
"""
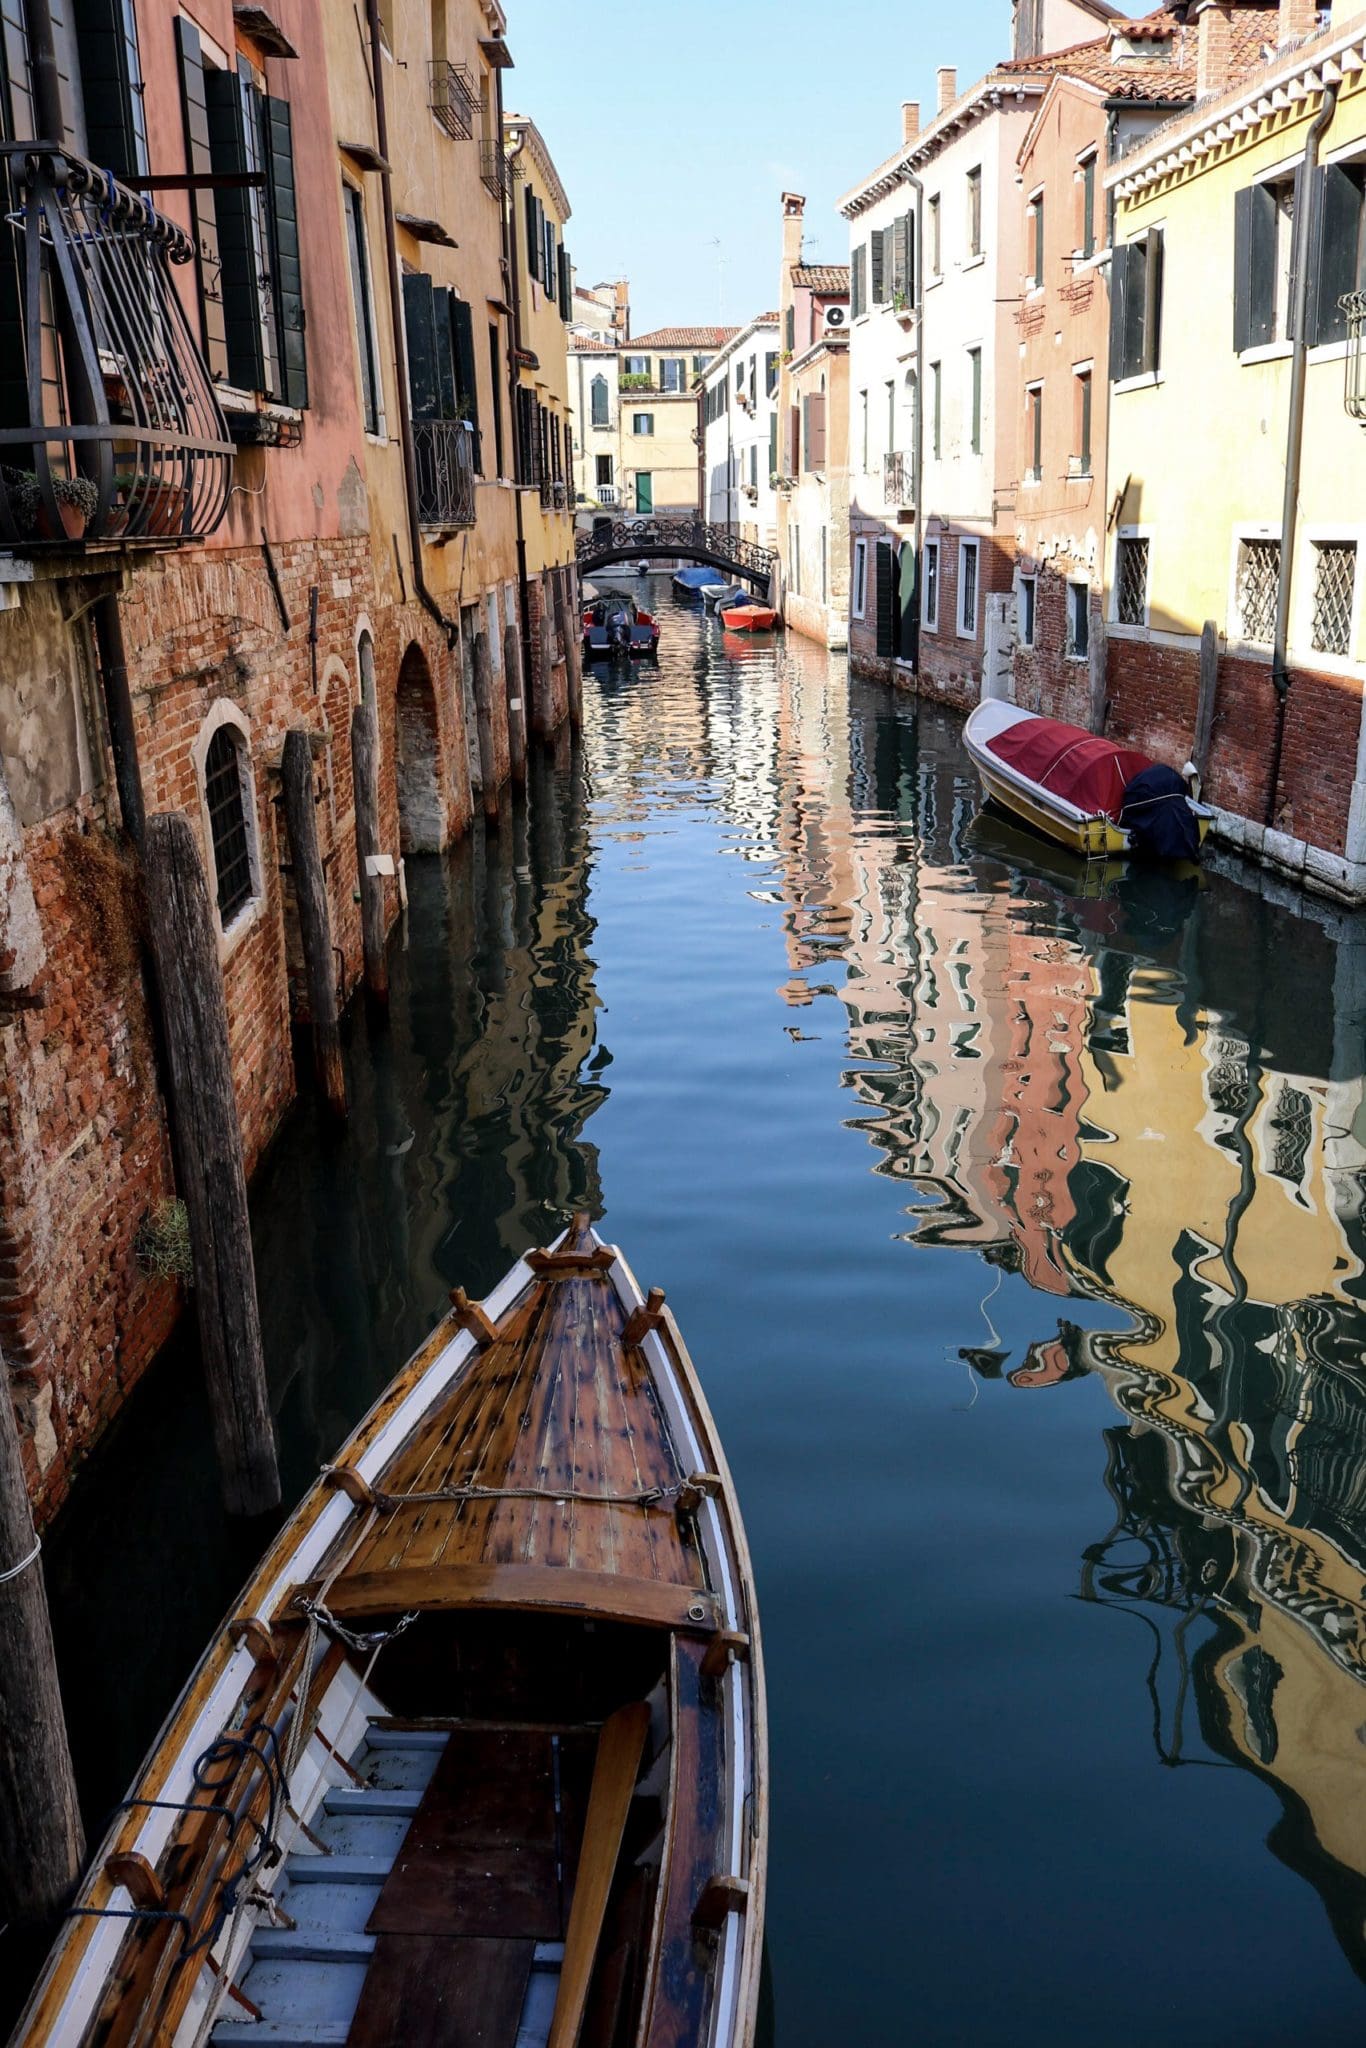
[875,540,895,656]
[0,5,32,432]
[204,63,275,395]
[430,287,458,417]
[265,94,307,408]
[870,228,885,303]
[450,292,481,471]
[768,410,778,480]
[175,17,229,379]
[1108,239,1130,378]
[785,304,794,351]
[1144,227,1163,374]
[74,0,147,180]
[897,540,917,659]
[850,244,863,318]
[1307,162,1364,346]
[403,272,439,419]
[558,244,571,320]
[523,187,538,281]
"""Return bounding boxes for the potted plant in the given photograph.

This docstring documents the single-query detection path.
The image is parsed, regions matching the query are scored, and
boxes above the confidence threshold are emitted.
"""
[0,466,40,538]
[39,474,99,542]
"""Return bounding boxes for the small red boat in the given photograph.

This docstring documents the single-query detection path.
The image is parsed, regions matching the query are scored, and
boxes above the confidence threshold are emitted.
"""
[719,604,778,632]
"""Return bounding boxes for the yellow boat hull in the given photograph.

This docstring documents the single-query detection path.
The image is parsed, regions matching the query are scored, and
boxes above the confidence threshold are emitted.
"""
[972,756,1211,859]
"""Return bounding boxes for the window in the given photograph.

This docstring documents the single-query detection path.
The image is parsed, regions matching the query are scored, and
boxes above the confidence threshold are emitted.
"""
[1233,176,1297,350]
[76,0,149,181]
[853,538,868,619]
[966,167,982,258]
[1019,573,1036,647]
[959,538,980,637]
[891,209,916,304]
[590,373,609,426]
[1024,382,1042,482]
[871,226,887,305]
[404,273,482,471]
[923,540,940,630]
[790,521,801,595]
[765,350,779,396]
[595,453,613,486]
[859,388,869,471]
[1310,540,1357,655]
[1114,535,1150,625]
[1110,227,1164,380]
[1073,368,1092,475]
[1236,536,1280,643]
[660,358,684,393]
[624,354,648,377]
[1027,190,1044,288]
[967,347,982,454]
[344,182,381,434]
[928,194,941,278]
[693,354,712,372]
[1078,153,1097,260]
[931,361,941,459]
[851,243,867,317]
[885,379,894,456]
[803,391,827,469]
[632,412,654,436]
[202,723,257,929]
[1067,581,1090,659]
[489,324,505,475]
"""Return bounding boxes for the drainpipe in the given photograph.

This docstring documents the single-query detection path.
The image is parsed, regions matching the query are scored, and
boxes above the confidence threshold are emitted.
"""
[1267,79,1339,827]
[501,104,535,703]
[903,169,925,675]
[365,0,456,650]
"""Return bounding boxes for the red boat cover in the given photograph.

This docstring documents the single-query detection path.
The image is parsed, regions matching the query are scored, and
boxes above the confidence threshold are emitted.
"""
[985,717,1152,820]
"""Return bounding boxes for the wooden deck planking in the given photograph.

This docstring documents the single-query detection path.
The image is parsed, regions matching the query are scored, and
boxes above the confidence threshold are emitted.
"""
[635,1638,725,2048]
[346,1935,535,2048]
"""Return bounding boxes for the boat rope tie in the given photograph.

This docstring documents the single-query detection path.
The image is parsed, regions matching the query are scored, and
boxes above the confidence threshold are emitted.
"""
[369,1480,679,1511]
[294,1596,420,1654]
[0,1533,41,1584]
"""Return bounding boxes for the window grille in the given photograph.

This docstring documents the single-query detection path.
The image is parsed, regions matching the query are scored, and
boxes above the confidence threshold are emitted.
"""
[1310,540,1356,656]
[204,727,255,925]
[1342,290,1366,420]
[1268,1083,1313,1186]
[1115,537,1149,625]
[1236,538,1280,644]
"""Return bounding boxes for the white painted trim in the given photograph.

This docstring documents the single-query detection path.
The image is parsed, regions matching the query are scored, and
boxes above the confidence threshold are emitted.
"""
[1238,339,1295,366]
[1296,524,1366,671]
[192,700,266,960]
[1111,522,1153,629]
[1107,622,1202,649]
[1228,522,1282,649]
[1112,370,1162,395]
[956,535,980,641]
[852,537,868,620]
[922,537,940,633]
[1016,568,1037,649]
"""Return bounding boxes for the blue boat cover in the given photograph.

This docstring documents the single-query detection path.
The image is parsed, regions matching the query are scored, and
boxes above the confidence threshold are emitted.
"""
[1118,764,1201,859]
[672,566,715,589]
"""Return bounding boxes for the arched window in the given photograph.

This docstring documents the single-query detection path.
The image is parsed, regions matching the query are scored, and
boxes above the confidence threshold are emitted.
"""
[590,374,608,427]
[202,724,257,928]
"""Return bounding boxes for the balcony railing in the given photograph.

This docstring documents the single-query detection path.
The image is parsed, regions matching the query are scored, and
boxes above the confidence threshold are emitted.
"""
[480,140,510,198]
[0,146,233,547]
[429,60,477,139]
[883,450,914,506]
[413,417,476,530]
[596,483,618,505]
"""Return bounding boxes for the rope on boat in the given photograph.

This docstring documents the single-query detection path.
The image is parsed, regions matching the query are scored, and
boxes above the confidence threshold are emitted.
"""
[367,1480,680,1510]
[0,1533,41,1583]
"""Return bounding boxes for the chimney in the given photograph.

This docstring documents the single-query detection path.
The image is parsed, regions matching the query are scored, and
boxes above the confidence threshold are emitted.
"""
[782,191,806,273]
[1278,0,1318,39]
[902,100,920,145]
[1195,1,1233,94]
[937,67,957,113]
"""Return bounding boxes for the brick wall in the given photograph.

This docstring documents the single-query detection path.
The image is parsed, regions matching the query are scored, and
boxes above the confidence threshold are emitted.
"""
[1012,563,1096,726]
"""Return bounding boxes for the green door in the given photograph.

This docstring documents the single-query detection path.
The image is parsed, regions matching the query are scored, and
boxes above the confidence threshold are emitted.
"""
[635,472,653,514]
[897,539,918,661]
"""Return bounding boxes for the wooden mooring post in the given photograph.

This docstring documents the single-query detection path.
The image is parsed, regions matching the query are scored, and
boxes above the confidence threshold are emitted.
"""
[556,568,583,734]
[534,600,556,744]
[472,630,501,821]
[350,701,389,1007]
[143,813,281,1518]
[0,1352,84,1928]
[281,731,348,1120]
[504,621,528,786]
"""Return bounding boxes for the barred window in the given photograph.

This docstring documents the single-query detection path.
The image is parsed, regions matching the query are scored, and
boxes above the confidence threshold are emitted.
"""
[1236,538,1280,644]
[1268,1083,1313,1186]
[203,726,256,926]
[1115,536,1149,625]
[1310,540,1356,656]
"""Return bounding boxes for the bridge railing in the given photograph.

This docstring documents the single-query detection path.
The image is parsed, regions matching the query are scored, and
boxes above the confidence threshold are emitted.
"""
[576,517,777,585]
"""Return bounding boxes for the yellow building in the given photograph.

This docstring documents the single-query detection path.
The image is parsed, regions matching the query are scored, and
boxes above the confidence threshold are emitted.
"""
[565,326,736,518]
[1103,0,1366,903]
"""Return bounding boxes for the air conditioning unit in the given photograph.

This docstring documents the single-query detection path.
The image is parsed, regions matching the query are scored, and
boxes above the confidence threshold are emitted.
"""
[823,304,848,333]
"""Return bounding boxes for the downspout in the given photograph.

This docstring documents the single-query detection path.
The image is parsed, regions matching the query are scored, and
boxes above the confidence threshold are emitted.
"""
[903,169,925,675]
[365,0,456,649]
[1267,79,1339,826]
[501,106,535,701]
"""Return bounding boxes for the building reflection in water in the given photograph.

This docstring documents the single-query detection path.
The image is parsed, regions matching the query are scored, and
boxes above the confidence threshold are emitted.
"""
[757,662,1366,1979]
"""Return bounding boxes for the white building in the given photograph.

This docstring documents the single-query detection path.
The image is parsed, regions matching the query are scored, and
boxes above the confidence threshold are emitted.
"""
[699,313,781,548]
[568,338,620,508]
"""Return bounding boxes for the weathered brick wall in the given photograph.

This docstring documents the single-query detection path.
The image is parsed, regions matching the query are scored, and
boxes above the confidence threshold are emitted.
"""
[916,530,1014,712]
[1011,564,1097,726]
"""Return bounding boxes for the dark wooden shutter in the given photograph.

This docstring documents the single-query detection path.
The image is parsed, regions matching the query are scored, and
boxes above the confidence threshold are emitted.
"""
[204,64,279,396]
[175,16,229,379]
[1307,162,1364,346]
[1144,227,1163,374]
[524,187,539,281]
[41,0,81,148]
[403,272,439,419]
[430,287,457,416]
[892,213,912,299]
[789,402,800,472]
[870,227,886,303]
[851,243,864,318]
[0,4,32,432]
[785,304,795,351]
[1108,239,1129,379]
[450,292,480,470]
[897,540,917,660]
[806,392,826,468]
[768,409,778,481]
[1122,237,1148,378]
[875,541,895,656]
[265,94,307,408]
[74,0,147,179]
[558,244,571,319]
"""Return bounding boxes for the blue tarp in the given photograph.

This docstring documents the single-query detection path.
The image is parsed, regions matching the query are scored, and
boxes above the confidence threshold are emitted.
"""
[672,567,715,590]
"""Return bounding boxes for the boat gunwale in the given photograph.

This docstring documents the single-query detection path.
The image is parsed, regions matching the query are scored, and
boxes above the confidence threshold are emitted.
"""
[963,703,1212,834]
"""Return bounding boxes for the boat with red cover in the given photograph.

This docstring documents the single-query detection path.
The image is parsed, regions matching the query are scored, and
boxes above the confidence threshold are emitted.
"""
[718,604,777,633]
[963,700,1210,858]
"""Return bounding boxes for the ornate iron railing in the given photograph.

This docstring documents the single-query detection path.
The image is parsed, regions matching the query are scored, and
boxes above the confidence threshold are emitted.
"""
[883,451,913,505]
[429,61,477,139]
[413,417,476,529]
[480,140,510,198]
[576,517,778,587]
[0,146,233,547]
[1342,292,1366,423]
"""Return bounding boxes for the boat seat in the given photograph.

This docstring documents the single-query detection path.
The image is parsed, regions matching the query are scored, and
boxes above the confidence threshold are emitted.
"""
[290,1562,719,1636]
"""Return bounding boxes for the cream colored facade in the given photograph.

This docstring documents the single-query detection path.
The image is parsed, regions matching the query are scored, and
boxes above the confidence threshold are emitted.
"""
[565,327,734,518]
[505,113,577,581]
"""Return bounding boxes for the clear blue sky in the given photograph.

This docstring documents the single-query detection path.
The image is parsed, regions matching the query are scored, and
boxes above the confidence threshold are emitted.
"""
[506,0,1008,335]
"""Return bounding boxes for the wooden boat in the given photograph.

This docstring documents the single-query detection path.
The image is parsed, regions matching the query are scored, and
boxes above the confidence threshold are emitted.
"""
[963,700,1211,859]
[718,605,777,633]
[16,1219,766,2048]
[582,594,661,660]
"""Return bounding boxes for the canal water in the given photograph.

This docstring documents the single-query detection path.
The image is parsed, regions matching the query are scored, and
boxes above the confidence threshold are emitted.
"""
[36,579,1366,2044]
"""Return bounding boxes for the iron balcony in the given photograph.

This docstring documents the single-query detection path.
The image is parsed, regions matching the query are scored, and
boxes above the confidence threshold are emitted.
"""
[413,417,477,530]
[0,146,233,548]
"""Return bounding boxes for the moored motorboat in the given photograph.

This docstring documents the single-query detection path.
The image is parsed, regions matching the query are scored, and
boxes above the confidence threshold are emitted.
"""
[582,592,661,660]
[671,566,715,599]
[719,603,778,633]
[963,700,1210,858]
[15,1218,766,2048]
